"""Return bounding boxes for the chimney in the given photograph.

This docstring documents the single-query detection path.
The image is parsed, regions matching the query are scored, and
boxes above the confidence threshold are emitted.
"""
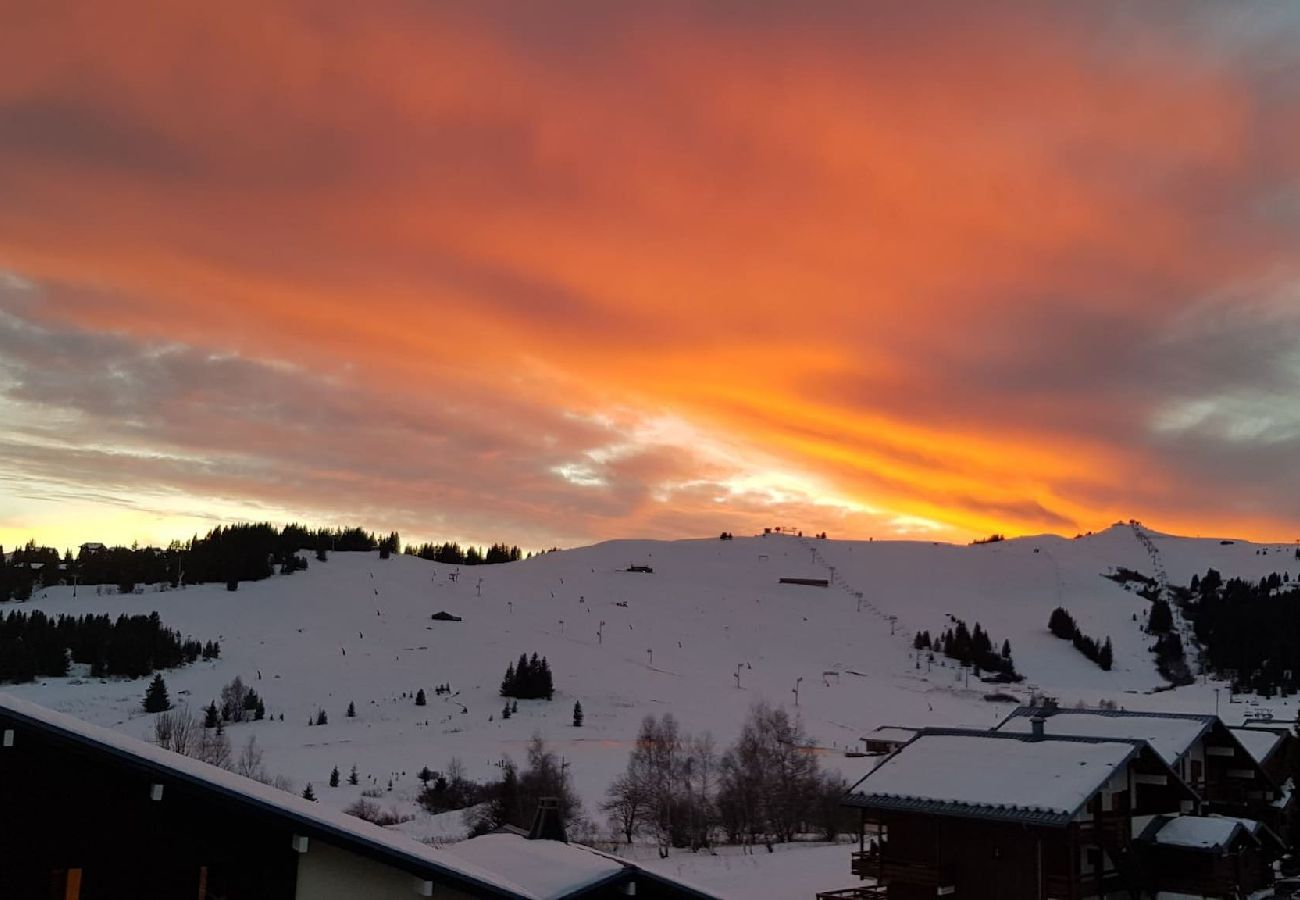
[528,797,568,842]
[1029,714,1046,741]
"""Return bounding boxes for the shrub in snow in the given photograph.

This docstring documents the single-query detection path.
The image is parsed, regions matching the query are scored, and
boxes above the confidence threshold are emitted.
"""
[344,798,411,826]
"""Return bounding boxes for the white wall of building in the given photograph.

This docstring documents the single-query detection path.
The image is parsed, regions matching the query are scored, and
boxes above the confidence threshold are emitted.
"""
[295,840,478,900]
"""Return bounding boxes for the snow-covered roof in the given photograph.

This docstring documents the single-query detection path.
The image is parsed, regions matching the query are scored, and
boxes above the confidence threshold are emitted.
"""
[441,835,629,900]
[1230,727,1285,766]
[864,726,917,743]
[0,693,538,898]
[844,731,1142,826]
[997,708,1213,765]
[1149,817,1244,851]
[1139,815,1280,855]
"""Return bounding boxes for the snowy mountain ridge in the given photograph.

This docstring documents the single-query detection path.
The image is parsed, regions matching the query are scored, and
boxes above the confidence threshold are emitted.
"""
[5,525,1298,854]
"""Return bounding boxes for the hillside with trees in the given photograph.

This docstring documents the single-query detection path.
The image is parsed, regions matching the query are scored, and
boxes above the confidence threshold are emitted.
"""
[0,610,217,683]
[0,523,529,601]
[1182,567,1300,695]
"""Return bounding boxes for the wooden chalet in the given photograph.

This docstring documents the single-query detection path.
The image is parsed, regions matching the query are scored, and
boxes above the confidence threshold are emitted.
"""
[1231,724,1292,785]
[861,727,917,756]
[0,693,717,900]
[1133,814,1285,898]
[996,707,1284,825]
[838,724,1199,900]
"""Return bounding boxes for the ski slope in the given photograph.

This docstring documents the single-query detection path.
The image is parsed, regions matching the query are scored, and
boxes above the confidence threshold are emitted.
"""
[5,524,1298,896]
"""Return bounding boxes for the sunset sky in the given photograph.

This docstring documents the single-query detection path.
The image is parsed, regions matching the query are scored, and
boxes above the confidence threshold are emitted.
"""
[2,3,1299,552]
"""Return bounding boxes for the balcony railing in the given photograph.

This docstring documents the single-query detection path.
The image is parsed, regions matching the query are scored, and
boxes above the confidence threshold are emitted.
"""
[815,888,887,900]
[1078,815,1129,847]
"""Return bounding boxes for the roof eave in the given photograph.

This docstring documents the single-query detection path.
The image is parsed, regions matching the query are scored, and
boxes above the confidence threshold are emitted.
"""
[0,703,528,899]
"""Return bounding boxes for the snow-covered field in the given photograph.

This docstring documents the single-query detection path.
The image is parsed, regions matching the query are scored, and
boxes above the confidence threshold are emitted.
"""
[6,524,1298,897]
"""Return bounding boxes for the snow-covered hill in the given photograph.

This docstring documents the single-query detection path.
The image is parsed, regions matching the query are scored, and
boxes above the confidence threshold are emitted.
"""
[5,525,1298,890]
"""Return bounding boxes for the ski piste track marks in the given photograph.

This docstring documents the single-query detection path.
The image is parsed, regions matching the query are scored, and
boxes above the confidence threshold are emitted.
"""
[797,535,905,639]
[1129,521,1199,674]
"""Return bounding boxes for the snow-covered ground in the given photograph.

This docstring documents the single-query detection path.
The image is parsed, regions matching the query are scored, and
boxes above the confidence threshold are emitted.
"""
[6,524,1298,898]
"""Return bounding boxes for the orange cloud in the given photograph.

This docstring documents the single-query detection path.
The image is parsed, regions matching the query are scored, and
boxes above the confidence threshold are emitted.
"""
[1,3,1298,548]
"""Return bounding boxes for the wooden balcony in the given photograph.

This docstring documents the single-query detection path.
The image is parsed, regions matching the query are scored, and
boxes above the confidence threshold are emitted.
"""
[877,859,953,888]
[816,887,887,900]
[1078,815,1129,848]
[851,850,955,888]
[1044,873,1074,898]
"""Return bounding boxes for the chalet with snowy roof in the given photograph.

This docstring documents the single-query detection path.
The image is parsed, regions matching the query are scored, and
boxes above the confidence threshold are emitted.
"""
[1134,814,1285,898]
[1230,724,1292,785]
[0,694,718,900]
[861,726,917,756]
[833,724,1198,900]
[996,707,1284,824]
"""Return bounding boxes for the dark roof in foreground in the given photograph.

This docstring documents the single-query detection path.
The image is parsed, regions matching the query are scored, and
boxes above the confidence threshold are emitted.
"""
[0,693,719,899]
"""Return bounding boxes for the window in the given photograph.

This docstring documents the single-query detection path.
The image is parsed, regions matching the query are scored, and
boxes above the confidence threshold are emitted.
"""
[50,868,81,900]
[1113,789,1130,813]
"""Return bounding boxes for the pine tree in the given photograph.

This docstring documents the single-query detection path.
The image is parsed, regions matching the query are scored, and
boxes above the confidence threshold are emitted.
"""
[573,701,584,727]
[528,653,541,696]
[415,688,427,706]
[254,697,266,720]
[418,766,435,786]
[329,766,340,788]
[346,701,356,718]
[348,764,359,786]
[1099,637,1114,671]
[315,709,328,726]
[1148,599,1174,634]
[143,674,171,713]
[502,703,512,720]
[302,783,316,801]
[500,663,516,697]
[204,701,220,728]
[540,658,554,700]
[1048,607,1076,640]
